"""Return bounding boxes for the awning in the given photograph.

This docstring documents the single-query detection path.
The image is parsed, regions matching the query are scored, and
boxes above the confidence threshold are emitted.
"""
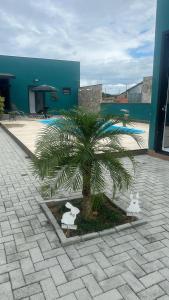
[0,73,15,79]
[31,85,57,92]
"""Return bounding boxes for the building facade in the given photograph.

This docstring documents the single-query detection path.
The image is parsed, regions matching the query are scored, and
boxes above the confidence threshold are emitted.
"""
[0,55,80,114]
[150,0,169,154]
[78,84,102,112]
[117,77,152,104]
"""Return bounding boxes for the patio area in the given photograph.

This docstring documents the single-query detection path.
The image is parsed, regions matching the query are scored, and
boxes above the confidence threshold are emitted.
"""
[1,119,149,153]
[1,127,169,299]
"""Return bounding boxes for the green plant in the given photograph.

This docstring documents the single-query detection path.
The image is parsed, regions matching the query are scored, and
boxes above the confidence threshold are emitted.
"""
[33,107,142,220]
[0,96,5,115]
[92,194,104,211]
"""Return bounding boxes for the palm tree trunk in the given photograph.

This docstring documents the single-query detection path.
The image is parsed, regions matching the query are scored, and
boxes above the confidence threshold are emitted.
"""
[82,168,92,219]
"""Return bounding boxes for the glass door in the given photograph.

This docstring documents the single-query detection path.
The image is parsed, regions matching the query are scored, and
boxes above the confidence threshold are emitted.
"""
[162,79,169,152]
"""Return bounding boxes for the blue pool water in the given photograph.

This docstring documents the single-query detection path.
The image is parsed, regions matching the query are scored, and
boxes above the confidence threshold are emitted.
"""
[38,119,144,134]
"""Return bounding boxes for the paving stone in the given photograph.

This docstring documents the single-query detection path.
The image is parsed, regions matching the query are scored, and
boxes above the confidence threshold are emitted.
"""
[75,288,92,300]
[66,266,89,280]
[0,249,6,265]
[109,252,130,265]
[14,283,42,299]
[34,257,58,271]
[118,284,140,300]
[159,268,169,280]
[115,235,134,245]
[100,274,125,292]
[129,250,147,266]
[104,264,126,278]
[159,280,169,295]
[82,274,102,297]
[112,242,133,254]
[0,281,13,300]
[59,294,77,300]
[93,251,111,268]
[122,271,144,293]
[143,250,165,262]
[50,265,67,286]
[58,254,74,272]
[0,261,20,275]
[38,238,51,252]
[142,260,164,273]
[65,245,80,259]
[158,296,169,300]
[16,241,37,254]
[72,254,94,268]
[30,293,45,300]
[57,278,84,296]
[93,289,122,300]
[140,271,164,287]
[7,250,29,263]
[124,259,145,278]
[10,268,25,289]
[98,242,115,257]
[138,284,165,299]
[30,247,44,263]
[25,269,50,284]
[43,248,65,259]
[145,241,164,252]
[87,262,107,281]
[5,241,17,255]
[129,240,147,254]
[160,257,169,268]
[78,245,99,256]
[75,238,102,249]
[0,273,9,284]
[40,277,59,299]
[20,257,35,275]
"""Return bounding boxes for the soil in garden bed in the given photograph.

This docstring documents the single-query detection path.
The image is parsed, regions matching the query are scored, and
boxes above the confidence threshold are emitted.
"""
[47,197,136,237]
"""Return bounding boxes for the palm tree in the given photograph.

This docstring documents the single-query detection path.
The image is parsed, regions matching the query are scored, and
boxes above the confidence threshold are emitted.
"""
[33,107,141,220]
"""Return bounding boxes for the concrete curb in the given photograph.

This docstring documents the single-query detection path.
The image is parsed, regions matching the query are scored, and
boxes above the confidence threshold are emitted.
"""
[40,199,147,246]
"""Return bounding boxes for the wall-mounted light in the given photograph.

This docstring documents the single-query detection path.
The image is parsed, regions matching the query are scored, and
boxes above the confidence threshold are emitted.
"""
[33,78,39,83]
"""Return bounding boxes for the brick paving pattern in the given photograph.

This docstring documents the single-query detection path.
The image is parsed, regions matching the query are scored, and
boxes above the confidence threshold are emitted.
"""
[1,127,169,299]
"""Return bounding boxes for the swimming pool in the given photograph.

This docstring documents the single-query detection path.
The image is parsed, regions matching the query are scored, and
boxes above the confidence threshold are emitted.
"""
[38,118,144,134]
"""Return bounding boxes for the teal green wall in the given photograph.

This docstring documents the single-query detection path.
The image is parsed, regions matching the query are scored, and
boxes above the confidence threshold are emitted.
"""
[101,103,151,122]
[149,0,169,149]
[0,55,80,113]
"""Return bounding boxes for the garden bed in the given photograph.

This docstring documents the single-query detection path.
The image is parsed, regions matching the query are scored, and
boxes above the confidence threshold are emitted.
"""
[47,196,135,237]
[41,194,146,246]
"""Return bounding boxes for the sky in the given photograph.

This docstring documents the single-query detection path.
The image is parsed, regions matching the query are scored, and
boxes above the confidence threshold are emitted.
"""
[0,0,157,94]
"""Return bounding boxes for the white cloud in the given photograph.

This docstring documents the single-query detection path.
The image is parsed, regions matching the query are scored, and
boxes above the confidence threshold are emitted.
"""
[0,0,156,94]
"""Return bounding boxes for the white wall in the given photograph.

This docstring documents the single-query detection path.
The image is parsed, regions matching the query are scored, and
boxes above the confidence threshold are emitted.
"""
[29,90,36,113]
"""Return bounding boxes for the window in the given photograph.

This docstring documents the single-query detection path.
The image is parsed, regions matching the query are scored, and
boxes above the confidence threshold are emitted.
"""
[63,87,71,95]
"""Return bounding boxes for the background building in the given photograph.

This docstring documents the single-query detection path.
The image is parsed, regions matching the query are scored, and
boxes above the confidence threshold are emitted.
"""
[0,55,80,114]
[78,84,102,112]
[118,77,152,104]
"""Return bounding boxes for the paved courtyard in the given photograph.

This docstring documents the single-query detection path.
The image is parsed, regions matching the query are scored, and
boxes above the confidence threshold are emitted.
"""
[1,119,149,153]
[1,127,169,299]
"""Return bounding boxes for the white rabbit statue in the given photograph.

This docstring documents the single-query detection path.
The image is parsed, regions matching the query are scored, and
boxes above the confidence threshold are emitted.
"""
[127,193,141,217]
[61,202,80,225]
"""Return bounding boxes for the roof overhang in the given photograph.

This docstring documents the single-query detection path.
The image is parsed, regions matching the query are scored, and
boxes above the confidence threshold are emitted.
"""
[0,73,15,79]
[31,85,57,92]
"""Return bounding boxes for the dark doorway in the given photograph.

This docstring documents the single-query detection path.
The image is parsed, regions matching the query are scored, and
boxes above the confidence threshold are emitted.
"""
[35,91,45,113]
[0,79,10,111]
[155,32,169,154]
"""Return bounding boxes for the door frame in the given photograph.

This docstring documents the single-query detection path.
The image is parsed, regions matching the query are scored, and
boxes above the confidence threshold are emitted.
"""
[155,30,169,155]
[0,79,11,111]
